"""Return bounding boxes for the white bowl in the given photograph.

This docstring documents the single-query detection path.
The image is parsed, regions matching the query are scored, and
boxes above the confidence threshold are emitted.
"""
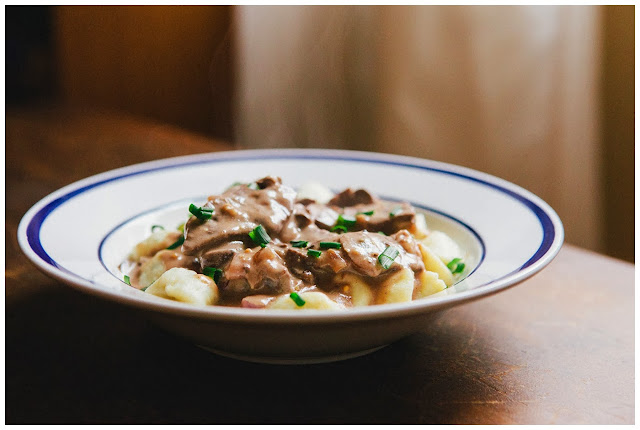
[18,149,563,364]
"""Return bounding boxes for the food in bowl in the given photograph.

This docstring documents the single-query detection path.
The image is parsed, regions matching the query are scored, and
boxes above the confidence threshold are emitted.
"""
[120,176,467,310]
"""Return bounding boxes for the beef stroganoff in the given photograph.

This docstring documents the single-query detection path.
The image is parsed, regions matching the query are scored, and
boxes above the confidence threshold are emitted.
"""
[121,176,467,310]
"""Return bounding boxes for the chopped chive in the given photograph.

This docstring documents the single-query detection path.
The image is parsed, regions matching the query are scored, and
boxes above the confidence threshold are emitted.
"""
[378,245,399,270]
[320,241,341,250]
[189,203,214,220]
[307,249,322,258]
[447,258,465,274]
[389,207,402,218]
[290,240,309,248]
[332,214,356,233]
[141,285,150,292]
[203,267,223,283]
[167,235,185,250]
[331,225,348,233]
[290,292,306,307]
[177,222,185,233]
[377,231,387,236]
[337,214,356,227]
[247,182,260,190]
[151,225,164,232]
[123,275,131,286]
[358,210,374,216]
[453,263,465,274]
[249,225,271,247]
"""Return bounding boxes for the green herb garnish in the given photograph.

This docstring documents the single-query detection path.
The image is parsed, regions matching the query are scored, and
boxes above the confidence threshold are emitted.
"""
[378,245,399,269]
[290,292,306,307]
[447,258,465,275]
[358,210,374,216]
[123,275,131,286]
[141,285,150,292]
[389,207,402,218]
[319,241,341,250]
[331,225,348,233]
[249,225,271,248]
[307,249,322,258]
[177,222,185,233]
[247,182,260,190]
[290,240,309,248]
[332,214,356,233]
[151,225,164,232]
[189,203,214,220]
[203,267,223,283]
[337,214,356,227]
[167,235,185,250]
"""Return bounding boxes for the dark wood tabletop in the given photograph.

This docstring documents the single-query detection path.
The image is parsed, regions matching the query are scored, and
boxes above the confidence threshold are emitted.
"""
[6,106,635,424]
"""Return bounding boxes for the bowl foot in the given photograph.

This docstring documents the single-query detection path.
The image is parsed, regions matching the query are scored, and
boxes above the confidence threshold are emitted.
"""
[197,344,388,365]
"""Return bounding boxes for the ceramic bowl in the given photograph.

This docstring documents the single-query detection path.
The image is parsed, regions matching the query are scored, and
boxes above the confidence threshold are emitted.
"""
[18,149,563,364]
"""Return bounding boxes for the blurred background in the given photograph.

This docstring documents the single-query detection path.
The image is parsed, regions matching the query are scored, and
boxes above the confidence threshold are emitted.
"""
[6,5,634,262]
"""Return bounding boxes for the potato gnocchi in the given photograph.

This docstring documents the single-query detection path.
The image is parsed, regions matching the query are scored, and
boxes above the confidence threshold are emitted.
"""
[145,267,218,306]
[121,177,467,310]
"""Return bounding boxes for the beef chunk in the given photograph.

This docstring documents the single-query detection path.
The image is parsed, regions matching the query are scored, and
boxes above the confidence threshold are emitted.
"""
[328,189,375,207]
[339,231,424,277]
[339,231,391,277]
[199,241,244,270]
[223,246,302,296]
[183,176,297,255]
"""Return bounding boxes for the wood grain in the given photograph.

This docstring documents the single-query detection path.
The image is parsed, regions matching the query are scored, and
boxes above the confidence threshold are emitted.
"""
[5,107,634,424]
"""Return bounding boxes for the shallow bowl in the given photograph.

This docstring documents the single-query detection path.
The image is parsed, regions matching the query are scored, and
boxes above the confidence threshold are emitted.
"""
[18,149,563,364]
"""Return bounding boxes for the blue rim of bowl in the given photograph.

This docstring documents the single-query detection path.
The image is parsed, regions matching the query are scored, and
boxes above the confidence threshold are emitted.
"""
[19,149,563,320]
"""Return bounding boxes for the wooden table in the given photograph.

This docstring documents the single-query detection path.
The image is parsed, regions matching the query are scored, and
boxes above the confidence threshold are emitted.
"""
[6,107,635,424]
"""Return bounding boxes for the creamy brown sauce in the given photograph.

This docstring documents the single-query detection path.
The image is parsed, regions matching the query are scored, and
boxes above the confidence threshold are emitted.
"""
[126,176,429,308]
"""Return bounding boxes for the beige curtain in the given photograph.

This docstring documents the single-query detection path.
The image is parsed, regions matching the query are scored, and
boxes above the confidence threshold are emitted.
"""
[235,5,603,252]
